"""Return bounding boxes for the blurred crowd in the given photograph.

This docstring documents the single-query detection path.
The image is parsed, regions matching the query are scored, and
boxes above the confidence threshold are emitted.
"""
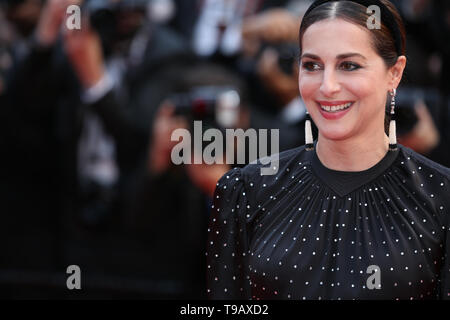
[0,0,449,299]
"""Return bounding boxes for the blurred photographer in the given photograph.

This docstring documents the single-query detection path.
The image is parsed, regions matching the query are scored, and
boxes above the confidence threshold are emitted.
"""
[240,3,309,110]
[121,63,255,299]
[238,2,318,150]
[394,88,440,155]
[147,63,249,197]
[0,0,46,58]
[61,0,199,297]
[2,0,197,298]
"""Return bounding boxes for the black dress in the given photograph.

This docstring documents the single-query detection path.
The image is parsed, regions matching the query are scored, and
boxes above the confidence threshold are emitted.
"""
[206,142,450,300]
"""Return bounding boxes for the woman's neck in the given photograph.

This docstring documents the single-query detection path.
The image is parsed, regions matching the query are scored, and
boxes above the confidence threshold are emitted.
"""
[316,131,390,172]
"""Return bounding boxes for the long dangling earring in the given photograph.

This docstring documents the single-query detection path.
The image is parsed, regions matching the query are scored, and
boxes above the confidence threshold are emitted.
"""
[388,88,397,151]
[305,111,314,151]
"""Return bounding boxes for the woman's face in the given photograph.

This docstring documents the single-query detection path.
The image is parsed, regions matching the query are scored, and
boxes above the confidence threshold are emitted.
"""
[299,18,394,142]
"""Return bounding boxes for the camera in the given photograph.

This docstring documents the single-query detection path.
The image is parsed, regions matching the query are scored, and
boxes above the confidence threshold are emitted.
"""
[259,42,300,76]
[84,0,148,55]
[169,86,241,129]
[274,42,300,76]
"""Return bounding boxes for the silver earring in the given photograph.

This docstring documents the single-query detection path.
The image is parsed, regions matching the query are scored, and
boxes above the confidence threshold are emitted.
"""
[388,88,397,151]
[305,111,314,151]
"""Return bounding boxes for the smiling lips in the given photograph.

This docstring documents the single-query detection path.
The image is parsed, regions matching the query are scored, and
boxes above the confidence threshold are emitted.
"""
[316,100,355,120]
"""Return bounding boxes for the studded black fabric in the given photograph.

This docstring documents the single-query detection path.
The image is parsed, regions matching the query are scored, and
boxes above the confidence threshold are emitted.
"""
[207,143,450,300]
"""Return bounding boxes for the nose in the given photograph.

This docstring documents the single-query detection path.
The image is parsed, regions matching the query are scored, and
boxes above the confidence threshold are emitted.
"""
[320,68,341,97]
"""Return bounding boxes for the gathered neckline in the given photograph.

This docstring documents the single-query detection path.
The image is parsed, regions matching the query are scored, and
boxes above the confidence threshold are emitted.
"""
[307,140,400,197]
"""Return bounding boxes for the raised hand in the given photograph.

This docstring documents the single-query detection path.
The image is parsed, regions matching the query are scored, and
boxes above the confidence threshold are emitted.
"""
[36,0,82,46]
[63,14,105,89]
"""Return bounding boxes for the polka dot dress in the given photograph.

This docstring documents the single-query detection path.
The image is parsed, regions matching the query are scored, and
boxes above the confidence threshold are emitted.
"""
[206,142,450,300]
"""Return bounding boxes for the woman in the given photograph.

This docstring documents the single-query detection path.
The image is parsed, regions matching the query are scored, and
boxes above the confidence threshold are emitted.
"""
[206,0,450,300]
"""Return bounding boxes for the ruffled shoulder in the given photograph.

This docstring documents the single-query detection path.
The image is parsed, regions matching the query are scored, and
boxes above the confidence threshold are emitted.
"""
[207,167,252,299]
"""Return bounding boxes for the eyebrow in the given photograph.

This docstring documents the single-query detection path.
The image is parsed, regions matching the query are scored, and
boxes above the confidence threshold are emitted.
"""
[301,53,367,60]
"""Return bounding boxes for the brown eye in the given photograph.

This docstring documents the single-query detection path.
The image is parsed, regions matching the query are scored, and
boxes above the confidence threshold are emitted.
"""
[339,61,361,71]
[302,61,322,71]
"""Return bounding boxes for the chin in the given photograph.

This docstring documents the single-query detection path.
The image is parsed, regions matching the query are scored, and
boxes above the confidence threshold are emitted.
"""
[318,127,354,141]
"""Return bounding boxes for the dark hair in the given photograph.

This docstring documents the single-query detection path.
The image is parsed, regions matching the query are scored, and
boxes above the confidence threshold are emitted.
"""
[299,0,406,68]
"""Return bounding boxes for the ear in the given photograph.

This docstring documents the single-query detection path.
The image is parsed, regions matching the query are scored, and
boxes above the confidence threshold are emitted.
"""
[388,55,407,89]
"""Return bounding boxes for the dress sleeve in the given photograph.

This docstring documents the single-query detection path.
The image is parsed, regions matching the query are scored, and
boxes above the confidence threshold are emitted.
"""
[206,167,252,299]
[439,175,450,299]
[441,222,450,299]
